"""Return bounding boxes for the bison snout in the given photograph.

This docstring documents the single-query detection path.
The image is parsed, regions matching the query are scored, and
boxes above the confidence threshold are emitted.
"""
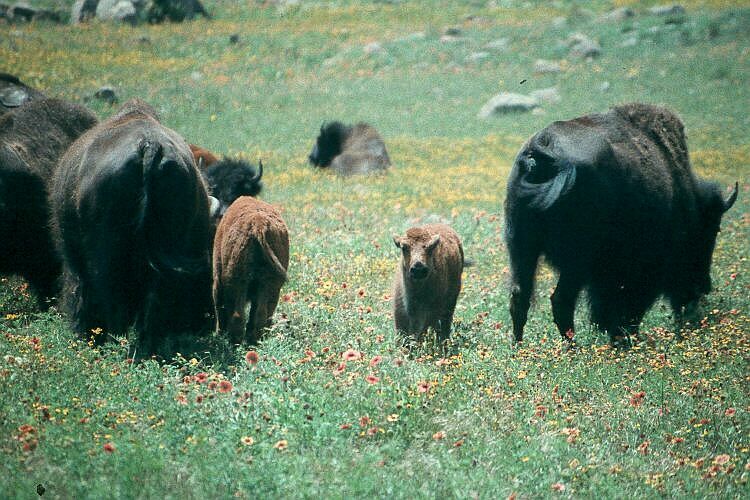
[409,262,429,280]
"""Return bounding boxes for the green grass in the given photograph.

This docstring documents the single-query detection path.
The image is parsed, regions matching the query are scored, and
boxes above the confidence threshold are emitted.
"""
[2,1,749,497]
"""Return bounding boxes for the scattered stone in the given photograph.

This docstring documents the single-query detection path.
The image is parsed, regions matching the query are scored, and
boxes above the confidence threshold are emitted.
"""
[364,41,385,55]
[93,86,118,105]
[533,59,562,74]
[229,34,240,44]
[484,38,509,51]
[567,33,601,58]
[72,0,209,25]
[648,4,686,16]
[466,51,490,63]
[599,81,610,92]
[444,27,462,36]
[477,92,538,118]
[620,36,638,47]
[530,87,561,104]
[96,0,137,24]
[600,7,634,23]
[71,0,98,23]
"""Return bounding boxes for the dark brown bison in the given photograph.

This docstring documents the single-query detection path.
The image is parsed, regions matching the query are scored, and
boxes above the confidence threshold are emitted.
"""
[392,223,465,343]
[0,98,98,308]
[51,98,215,352]
[308,121,391,176]
[504,103,738,345]
[0,73,46,115]
[202,158,263,219]
[213,196,289,345]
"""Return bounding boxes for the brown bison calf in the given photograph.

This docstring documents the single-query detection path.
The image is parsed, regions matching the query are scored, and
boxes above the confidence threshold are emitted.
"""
[392,223,465,343]
[213,196,289,345]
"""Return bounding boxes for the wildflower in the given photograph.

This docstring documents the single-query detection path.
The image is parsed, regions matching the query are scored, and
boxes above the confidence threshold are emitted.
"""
[333,362,346,376]
[725,408,736,417]
[195,372,208,384]
[433,431,446,440]
[551,482,565,492]
[630,391,646,407]
[375,334,384,343]
[714,454,730,465]
[245,351,259,365]
[637,440,650,455]
[393,358,404,367]
[103,443,115,453]
[417,381,430,393]
[196,395,204,404]
[207,381,218,390]
[342,349,362,361]
[365,374,379,385]
[386,414,399,422]
[453,439,464,447]
[274,440,288,451]
[357,288,365,297]
[535,405,548,417]
[366,426,378,436]
[340,423,352,430]
[241,436,254,446]
[369,355,382,367]
[359,416,371,428]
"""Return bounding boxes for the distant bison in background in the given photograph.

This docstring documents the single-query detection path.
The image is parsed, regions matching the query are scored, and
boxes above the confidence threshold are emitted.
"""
[51,98,215,352]
[392,223,465,343]
[0,98,98,308]
[0,73,46,115]
[213,196,289,345]
[308,121,391,176]
[504,102,738,345]
[202,158,264,219]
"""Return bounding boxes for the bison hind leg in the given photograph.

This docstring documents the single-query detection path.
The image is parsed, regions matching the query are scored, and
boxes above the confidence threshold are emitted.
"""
[246,281,283,345]
[550,274,583,341]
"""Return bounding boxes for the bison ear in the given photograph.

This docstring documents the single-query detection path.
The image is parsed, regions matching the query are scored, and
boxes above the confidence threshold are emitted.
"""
[723,182,738,213]
[393,236,403,249]
[426,234,441,252]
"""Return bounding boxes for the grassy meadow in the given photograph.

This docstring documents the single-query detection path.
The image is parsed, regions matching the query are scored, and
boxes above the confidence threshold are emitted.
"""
[1,0,749,497]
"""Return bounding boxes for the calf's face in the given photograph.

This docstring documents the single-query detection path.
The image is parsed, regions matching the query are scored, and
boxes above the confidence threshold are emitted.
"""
[394,233,441,281]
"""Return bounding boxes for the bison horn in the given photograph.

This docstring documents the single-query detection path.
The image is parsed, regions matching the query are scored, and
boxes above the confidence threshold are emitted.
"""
[252,159,263,183]
[208,196,221,219]
[197,156,204,170]
[723,182,738,212]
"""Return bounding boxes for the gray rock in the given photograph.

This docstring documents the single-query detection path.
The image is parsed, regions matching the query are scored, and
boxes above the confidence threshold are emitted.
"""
[530,87,560,104]
[466,51,490,63]
[600,7,634,23]
[484,38,509,51]
[96,0,137,24]
[93,86,118,105]
[567,33,601,58]
[477,92,538,118]
[71,0,99,23]
[533,59,562,74]
[599,81,610,92]
[648,4,685,16]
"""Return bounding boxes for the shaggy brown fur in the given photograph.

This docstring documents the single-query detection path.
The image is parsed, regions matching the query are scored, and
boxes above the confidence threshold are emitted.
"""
[0,98,98,307]
[392,223,465,343]
[308,121,391,176]
[189,143,219,167]
[213,196,289,345]
[51,98,214,352]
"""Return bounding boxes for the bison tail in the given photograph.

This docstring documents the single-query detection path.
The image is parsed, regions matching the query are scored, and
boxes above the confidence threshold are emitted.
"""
[257,233,288,281]
[139,140,208,276]
[517,154,577,211]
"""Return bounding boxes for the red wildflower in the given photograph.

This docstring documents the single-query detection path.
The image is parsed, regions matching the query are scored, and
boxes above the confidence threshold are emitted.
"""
[551,482,565,492]
[725,408,736,417]
[367,426,378,436]
[207,381,218,390]
[195,372,208,384]
[637,440,650,455]
[433,431,446,440]
[714,454,730,465]
[357,288,365,297]
[245,351,259,365]
[274,440,288,451]
[630,391,646,407]
[340,423,352,430]
[417,381,430,393]
[333,362,346,376]
[342,349,362,361]
[103,442,115,453]
[359,416,371,428]
[365,374,379,385]
[375,334,384,343]
[218,380,233,394]
[369,355,382,367]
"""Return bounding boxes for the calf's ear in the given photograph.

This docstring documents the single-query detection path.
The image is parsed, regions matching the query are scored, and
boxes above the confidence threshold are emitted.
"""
[393,236,403,248]
[426,234,441,252]
[723,182,738,213]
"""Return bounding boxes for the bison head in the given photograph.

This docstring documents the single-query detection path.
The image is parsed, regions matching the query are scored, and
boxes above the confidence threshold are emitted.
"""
[202,158,263,217]
[308,121,348,168]
[687,180,738,301]
[394,229,441,281]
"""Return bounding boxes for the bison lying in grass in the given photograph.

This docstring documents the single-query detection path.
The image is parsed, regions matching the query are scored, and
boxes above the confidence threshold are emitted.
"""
[504,102,738,346]
[392,223,465,343]
[51,98,215,352]
[308,121,391,176]
[213,196,289,345]
[0,98,97,308]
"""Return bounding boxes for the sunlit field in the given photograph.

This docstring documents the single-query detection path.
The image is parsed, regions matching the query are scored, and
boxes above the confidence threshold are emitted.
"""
[1,1,748,497]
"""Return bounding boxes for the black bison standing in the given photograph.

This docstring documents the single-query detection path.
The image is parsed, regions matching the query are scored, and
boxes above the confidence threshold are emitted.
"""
[0,98,98,308]
[308,121,391,176]
[51,99,214,351]
[504,103,738,345]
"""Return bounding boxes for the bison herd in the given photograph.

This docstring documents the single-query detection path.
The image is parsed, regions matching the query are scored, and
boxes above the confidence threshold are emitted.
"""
[0,73,738,356]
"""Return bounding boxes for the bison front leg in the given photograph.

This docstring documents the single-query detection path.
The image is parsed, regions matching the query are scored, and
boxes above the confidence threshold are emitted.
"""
[550,274,582,341]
